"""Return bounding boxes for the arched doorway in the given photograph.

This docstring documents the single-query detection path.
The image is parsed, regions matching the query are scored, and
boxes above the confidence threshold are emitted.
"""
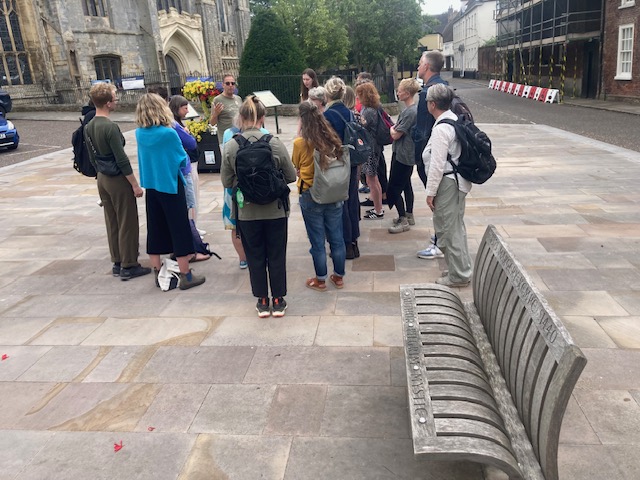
[165,55,182,95]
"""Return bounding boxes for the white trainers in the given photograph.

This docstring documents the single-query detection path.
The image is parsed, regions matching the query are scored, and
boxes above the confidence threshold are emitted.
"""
[197,227,207,236]
[406,213,415,225]
[417,244,444,259]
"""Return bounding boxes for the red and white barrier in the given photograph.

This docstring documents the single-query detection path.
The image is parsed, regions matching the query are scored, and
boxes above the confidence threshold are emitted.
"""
[489,80,559,103]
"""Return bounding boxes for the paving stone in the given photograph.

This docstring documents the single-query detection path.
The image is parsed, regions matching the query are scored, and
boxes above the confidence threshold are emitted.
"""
[81,317,210,346]
[201,315,318,347]
[16,431,195,480]
[190,384,276,434]
[0,430,54,480]
[0,345,52,381]
[178,434,291,480]
[135,346,256,384]
[390,347,408,387]
[263,385,326,436]
[3,294,112,317]
[335,291,400,316]
[135,384,211,433]
[284,437,482,479]
[538,268,640,291]
[546,291,629,316]
[559,395,601,445]
[597,317,640,348]
[243,346,390,385]
[558,445,640,480]
[577,349,640,390]
[0,383,58,429]
[29,321,102,346]
[0,317,56,345]
[82,346,151,383]
[314,316,373,347]
[351,254,396,272]
[611,292,640,315]
[373,315,403,347]
[17,382,159,431]
[17,346,103,382]
[560,316,617,348]
[574,389,640,444]
[321,385,410,438]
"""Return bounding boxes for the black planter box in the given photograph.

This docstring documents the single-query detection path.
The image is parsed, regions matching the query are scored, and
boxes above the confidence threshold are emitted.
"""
[197,131,222,173]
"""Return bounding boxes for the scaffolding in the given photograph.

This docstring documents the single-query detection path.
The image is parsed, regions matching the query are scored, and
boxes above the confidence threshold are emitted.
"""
[494,0,602,100]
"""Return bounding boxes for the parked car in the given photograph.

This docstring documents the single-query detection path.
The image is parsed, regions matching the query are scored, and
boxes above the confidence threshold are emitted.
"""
[0,113,19,150]
[0,89,12,116]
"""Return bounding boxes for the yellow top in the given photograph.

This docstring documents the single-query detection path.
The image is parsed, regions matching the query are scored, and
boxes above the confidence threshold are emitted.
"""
[292,136,315,192]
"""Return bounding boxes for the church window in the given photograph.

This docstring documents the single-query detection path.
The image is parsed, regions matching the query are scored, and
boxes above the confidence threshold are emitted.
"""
[218,0,227,32]
[83,0,107,17]
[157,0,186,13]
[0,0,32,85]
[94,55,121,82]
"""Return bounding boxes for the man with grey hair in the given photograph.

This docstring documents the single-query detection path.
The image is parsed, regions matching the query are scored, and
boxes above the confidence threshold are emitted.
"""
[423,83,472,287]
[414,50,448,260]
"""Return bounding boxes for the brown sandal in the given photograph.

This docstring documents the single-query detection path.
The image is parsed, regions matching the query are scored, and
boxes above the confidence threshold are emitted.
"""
[189,253,211,263]
[329,274,344,289]
[306,277,327,292]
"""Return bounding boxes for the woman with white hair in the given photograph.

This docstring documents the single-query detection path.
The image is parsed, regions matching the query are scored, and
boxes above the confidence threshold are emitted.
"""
[323,76,361,260]
[423,83,472,287]
[307,86,327,112]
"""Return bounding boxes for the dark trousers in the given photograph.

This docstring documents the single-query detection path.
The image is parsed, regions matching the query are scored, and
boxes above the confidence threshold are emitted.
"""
[415,141,427,187]
[386,156,414,218]
[97,173,140,268]
[342,165,360,244]
[378,148,389,194]
[145,180,193,257]
[237,217,288,299]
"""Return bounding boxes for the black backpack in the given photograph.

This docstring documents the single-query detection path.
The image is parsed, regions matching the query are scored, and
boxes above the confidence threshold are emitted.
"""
[233,133,290,208]
[71,122,97,178]
[333,110,373,166]
[451,95,474,123]
[374,107,394,146]
[439,118,496,184]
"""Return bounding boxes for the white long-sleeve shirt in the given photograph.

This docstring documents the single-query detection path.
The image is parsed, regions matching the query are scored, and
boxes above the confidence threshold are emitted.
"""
[422,109,471,196]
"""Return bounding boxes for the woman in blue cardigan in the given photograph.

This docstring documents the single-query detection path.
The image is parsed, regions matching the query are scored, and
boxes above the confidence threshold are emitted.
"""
[135,93,205,290]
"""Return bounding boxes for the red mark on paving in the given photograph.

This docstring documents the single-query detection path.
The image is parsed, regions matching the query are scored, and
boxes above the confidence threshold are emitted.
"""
[1,354,8,361]
[147,426,155,431]
[114,441,123,452]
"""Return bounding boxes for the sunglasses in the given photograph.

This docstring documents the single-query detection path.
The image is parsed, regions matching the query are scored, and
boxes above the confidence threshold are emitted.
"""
[225,81,236,86]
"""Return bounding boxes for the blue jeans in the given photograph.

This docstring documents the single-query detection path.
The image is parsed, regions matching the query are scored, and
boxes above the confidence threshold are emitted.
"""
[300,190,346,280]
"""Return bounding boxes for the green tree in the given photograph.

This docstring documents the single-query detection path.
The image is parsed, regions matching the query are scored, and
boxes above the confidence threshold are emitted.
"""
[239,10,305,76]
[271,0,349,70]
[238,10,306,102]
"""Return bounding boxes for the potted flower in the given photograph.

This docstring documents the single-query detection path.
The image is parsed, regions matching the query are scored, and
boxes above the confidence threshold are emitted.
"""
[182,79,222,172]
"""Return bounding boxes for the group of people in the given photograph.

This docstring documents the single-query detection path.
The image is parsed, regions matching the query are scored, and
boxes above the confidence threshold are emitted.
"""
[84,50,473,318]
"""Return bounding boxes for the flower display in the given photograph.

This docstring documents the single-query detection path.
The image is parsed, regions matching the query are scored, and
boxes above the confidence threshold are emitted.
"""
[182,79,221,141]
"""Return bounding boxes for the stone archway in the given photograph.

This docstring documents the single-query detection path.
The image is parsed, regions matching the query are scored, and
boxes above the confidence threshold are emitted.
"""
[163,27,206,75]
[165,54,182,95]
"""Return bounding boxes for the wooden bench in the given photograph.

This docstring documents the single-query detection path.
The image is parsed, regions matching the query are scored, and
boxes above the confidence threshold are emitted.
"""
[401,225,586,480]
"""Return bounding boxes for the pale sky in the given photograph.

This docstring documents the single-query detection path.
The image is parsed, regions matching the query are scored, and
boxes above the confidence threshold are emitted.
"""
[422,0,462,15]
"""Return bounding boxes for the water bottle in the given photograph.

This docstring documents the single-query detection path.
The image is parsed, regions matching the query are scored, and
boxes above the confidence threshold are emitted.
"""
[236,188,244,208]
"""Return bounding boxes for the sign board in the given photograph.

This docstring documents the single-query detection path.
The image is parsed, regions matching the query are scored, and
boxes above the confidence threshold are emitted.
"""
[253,90,282,108]
[121,76,145,90]
[91,79,111,85]
[185,103,200,120]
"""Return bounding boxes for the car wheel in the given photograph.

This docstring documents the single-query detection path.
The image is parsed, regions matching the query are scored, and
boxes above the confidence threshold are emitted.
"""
[7,144,17,150]
[0,106,6,117]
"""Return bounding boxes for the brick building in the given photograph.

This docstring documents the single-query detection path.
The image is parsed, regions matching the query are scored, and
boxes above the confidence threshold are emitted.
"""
[602,0,639,103]
[0,0,250,105]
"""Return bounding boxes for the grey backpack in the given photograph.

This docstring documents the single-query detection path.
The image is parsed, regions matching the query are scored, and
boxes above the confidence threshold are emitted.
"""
[308,147,350,204]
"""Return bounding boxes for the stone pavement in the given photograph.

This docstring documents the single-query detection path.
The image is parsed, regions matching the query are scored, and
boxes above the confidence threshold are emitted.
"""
[1,114,640,480]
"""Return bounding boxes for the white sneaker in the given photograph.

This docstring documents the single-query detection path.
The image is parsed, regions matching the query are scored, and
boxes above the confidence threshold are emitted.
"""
[197,228,206,236]
[388,217,410,234]
[417,245,444,259]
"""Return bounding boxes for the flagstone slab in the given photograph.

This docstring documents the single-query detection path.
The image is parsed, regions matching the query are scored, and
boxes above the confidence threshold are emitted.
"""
[577,349,640,390]
[559,396,600,445]
[4,294,113,317]
[0,430,54,480]
[16,431,195,480]
[201,315,318,347]
[314,316,373,347]
[189,384,276,434]
[0,345,52,381]
[135,346,255,384]
[560,316,617,348]
[81,317,210,346]
[284,437,482,480]
[17,345,103,382]
[373,315,403,347]
[559,445,640,480]
[0,382,58,428]
[597,316,640,348]
[351,254,395,272]
[539,236,640,253]
[335,291,400,316]
[82,346,152,383]
[178,434,291,480]
[545,291,629,316]
[538,268,640,291]
[16,382,159,432]
[0,317,56,345]
[611,292,640,316]
[320,385,409,438]
[29,321,102,346]
[135,384,211,433]
[243,346,390,385]
[573,389,640,444]
[263,385,326,436]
